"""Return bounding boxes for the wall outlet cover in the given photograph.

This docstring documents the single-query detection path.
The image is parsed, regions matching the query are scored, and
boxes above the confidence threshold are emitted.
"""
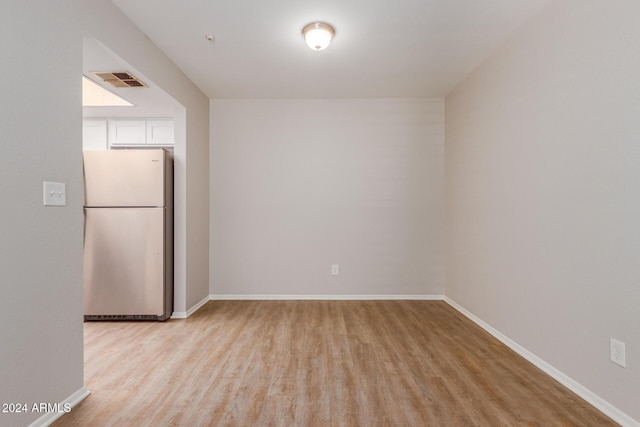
[610,338,626,368]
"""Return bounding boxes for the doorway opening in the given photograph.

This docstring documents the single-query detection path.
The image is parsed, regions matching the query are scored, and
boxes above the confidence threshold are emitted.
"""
[81,33,186,319]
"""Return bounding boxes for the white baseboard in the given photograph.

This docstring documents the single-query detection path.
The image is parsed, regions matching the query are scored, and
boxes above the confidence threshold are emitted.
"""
[209,294,444,300]
[171,294,210,319]
[444,297,639,427]
[28,386,90,427]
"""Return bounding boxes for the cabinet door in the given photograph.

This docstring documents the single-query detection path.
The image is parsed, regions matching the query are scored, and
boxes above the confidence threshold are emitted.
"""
[146,120,174,145]
[83,119,107,150]
[108,120,147,146]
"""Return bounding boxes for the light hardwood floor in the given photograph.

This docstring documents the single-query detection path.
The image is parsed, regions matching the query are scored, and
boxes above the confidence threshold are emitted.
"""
[53,300,618,426]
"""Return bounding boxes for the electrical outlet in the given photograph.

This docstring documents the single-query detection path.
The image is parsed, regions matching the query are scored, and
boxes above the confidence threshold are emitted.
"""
[331,264,339,276]
[610,338,626,368]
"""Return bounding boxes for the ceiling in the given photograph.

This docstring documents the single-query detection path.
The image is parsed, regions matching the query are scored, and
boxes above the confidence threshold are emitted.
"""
[111,0,550,99]
[83,35,180,118]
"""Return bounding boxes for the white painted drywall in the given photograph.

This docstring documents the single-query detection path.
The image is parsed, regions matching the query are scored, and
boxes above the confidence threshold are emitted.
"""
[446,0,640,422]
[0,3,83,426]
[81,0,210,313]
[211,99,444,296]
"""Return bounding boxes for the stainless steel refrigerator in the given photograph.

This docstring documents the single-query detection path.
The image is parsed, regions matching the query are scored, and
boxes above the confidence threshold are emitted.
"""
[83,149,173,321]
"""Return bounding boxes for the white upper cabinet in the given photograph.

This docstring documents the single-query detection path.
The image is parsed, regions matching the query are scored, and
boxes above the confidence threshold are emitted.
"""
[94,118,175,148]
[108,120,147,146]
[83,119,108,150]
[146,120,175,146]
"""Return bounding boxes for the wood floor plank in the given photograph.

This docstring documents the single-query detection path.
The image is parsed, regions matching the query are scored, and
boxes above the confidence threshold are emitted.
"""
[52,301,619,427]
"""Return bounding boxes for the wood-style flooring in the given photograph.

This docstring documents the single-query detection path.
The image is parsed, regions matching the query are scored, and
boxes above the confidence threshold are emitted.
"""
[53,300,618,426]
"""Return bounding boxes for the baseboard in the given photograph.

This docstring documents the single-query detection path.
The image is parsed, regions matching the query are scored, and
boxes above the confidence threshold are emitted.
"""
[171,294,210,319]
[209,294,444,300]
[444,297,639,427]
[28,386,90,427]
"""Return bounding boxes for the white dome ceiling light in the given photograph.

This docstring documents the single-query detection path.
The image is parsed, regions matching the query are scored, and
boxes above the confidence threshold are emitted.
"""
[302,22,335,51]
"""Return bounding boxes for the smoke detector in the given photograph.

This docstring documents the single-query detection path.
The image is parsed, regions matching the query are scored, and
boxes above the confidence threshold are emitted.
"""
[93,71,146,88]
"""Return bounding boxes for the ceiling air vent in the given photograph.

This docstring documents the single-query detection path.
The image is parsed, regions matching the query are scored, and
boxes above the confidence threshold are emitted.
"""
[93,71,146,88]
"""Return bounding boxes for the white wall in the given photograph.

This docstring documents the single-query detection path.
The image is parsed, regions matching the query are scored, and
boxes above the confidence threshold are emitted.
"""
[445,0,640,423]
[81,0,210,313]
[0,2,84,426]
[0,2,209,424]
[211,99,444,296]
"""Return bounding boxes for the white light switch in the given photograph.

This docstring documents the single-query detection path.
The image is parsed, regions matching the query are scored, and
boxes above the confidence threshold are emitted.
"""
[43,181,66,206]
[331,264,339,276]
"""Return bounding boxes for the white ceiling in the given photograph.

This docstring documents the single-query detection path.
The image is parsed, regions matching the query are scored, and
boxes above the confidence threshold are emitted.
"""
[83,35,180,118]
[112,0,550,99]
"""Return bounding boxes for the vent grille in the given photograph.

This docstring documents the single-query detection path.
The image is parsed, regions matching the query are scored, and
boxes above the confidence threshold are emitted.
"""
[94,71,147,88]
[85,314,160,321]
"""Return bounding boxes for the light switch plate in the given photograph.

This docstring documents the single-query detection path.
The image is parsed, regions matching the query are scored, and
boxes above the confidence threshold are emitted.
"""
[43,181,66,206]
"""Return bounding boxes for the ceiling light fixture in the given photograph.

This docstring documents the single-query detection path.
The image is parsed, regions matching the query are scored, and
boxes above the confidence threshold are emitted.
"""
[302,22,335,51]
